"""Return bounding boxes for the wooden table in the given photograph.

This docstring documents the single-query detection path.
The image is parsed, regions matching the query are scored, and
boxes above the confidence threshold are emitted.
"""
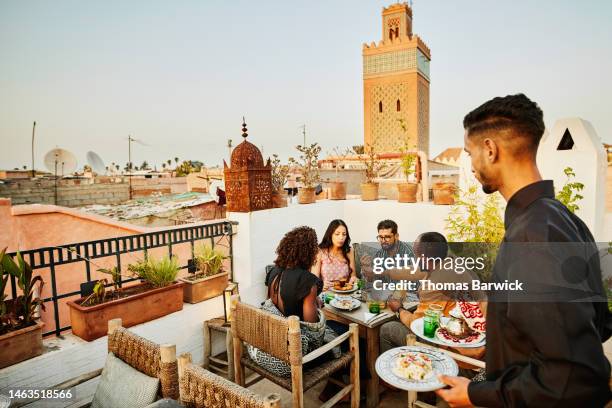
[323,301,396,408]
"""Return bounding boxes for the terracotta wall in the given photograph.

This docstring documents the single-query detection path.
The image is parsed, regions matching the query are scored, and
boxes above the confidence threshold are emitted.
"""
[0,199,231,337]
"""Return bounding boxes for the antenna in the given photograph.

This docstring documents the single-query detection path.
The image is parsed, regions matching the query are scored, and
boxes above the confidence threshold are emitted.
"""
[86,151,106,174]
[44,148,78,205]
[31,121,36,178]
[126,135,148,199]
[299,124,306,146]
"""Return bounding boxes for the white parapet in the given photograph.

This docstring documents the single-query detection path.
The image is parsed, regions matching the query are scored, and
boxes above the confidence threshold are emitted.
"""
[537,118,607,240]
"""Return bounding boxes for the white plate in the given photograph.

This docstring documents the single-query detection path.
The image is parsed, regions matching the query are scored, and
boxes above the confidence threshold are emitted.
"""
[329,284,358,294]
[329,296,361,311]
[410,317,486,348]
[375,346,458,392]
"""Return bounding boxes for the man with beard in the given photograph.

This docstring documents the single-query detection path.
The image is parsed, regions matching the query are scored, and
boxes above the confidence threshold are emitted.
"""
[436,94,611,407]
[361,219,422,303]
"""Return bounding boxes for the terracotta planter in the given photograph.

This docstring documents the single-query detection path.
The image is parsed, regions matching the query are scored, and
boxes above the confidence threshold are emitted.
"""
[328,181,347,200]
[433,183,457,205]
[271,189,288,208]
[67,281,184,341]
[360,183,379,201]
[0,321,44,369]
[298,187,316,204]
[179,272,229,304]
[397,182,418,203]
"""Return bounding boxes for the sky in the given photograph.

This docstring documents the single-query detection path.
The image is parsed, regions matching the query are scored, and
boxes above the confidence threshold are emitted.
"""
[1,0,611,172]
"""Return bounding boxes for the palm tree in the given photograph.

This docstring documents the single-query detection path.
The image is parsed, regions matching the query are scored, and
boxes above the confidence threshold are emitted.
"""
[115,164,120,171]
[174,157,179,166]
[140,160,149,170]
[22,165,27,170]
[167,159,172,167]
[162,163,167,170]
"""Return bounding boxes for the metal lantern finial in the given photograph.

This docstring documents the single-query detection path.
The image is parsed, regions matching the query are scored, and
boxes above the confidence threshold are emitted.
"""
[241,117,248,139]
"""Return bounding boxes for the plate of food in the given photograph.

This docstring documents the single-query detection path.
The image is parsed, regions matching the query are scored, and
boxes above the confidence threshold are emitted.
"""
[375,346,458,391]
[329,296,361,311]
[410,317,485,348]
[329,279,358,293]
[435,316,486,346]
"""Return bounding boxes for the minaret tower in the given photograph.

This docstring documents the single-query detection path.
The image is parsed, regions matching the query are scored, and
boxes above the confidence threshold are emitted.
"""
[363,2,431,156]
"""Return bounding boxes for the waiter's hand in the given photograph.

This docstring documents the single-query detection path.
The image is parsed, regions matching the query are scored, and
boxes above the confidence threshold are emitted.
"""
[435,375,474,408]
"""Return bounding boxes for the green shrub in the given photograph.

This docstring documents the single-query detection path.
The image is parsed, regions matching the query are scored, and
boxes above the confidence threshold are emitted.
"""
[194,244,227,277]
[128,255,179,288]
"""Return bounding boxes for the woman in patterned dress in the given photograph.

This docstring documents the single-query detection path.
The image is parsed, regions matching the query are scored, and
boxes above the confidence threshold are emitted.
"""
[311,219,357,291]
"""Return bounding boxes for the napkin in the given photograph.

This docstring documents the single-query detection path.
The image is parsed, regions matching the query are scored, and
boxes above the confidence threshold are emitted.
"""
[365,311,389,324]
[457,301,486,333]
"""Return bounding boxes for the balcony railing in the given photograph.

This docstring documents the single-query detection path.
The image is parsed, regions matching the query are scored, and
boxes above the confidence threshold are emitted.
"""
[6,221,236,337]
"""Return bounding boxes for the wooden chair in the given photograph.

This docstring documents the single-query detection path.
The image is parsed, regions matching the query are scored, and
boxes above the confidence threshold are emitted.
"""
[230,295,360,408]
[12,318,179,408]
[178,352,280,408]
[405,333,485,408]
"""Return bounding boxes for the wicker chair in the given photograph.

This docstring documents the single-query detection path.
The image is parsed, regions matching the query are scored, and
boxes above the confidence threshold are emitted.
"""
[178,352,280,408]
[106,318,180,400]
[230,295,360,408]
[12,319,180,408]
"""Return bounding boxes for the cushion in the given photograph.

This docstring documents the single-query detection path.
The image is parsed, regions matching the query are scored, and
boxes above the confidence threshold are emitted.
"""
[92,352,160,408]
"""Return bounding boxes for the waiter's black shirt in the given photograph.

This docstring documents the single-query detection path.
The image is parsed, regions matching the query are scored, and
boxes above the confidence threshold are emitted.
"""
[468,180,611,407]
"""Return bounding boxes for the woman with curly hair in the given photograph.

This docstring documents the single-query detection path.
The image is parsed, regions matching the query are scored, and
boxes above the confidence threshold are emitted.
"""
[311,219,357,291]
[267,225,322,322]
[248,226,337,378]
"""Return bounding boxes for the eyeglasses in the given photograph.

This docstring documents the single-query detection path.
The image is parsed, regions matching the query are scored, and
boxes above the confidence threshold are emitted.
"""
[376,235,395,242]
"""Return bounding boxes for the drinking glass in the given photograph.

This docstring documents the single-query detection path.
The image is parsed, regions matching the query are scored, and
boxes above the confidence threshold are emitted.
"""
[423,304,443,338]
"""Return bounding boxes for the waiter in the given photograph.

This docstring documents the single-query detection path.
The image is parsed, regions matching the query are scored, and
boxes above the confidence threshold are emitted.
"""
[437,94,611,407]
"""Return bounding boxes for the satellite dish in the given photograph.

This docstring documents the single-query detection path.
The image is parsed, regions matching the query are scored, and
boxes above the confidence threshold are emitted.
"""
[86,151,106,174]
[44,148,78,176]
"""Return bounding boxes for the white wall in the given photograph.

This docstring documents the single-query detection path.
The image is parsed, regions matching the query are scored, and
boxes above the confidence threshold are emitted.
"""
[537,118,607,239]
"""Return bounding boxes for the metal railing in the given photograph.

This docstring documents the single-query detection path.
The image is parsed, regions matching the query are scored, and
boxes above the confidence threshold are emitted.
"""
[6,221,236,337]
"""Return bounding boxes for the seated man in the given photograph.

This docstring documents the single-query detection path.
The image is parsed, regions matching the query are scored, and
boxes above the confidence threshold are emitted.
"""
[379,232,486,361]
[360,219,425,303]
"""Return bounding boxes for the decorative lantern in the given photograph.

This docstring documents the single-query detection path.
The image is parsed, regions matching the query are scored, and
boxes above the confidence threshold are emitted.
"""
[223,282,239,324]
[223,118,273,212]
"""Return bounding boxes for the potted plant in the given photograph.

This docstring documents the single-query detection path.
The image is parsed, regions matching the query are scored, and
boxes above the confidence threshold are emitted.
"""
[326,147,350,200]
[179,243,229,304]
[0,249,45,368]
[397,144,418,203]
[433,180,458,205]
[270,154,289,208]
[67,254,183,341]
[360,143,385,201]
[289,143,321,204]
